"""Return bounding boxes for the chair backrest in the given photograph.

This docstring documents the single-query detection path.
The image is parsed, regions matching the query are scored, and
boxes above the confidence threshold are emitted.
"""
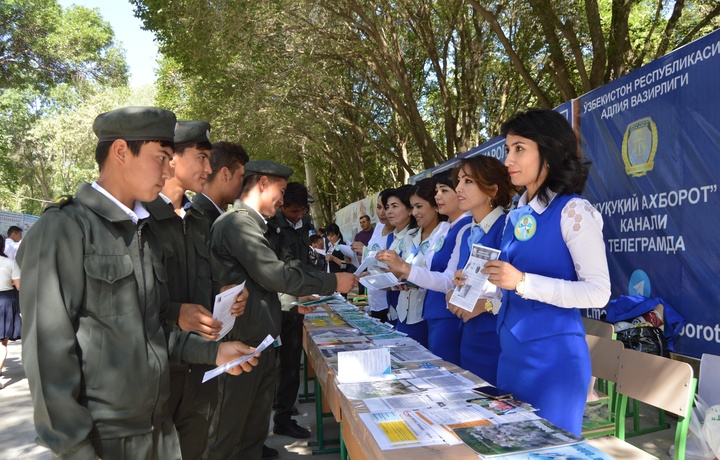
[699,353,720,406]
[616,348,695,418]
[583,316,615,339]
[586,335,624,383]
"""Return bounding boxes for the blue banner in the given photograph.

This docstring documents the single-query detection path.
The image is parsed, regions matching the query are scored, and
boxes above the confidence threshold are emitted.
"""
[580,29,720,357]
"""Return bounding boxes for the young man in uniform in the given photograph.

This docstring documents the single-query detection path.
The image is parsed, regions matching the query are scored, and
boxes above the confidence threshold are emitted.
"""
[266,182,317,440]
[17,106,258,460]
[144,121,246,459]
[205,161,357,460]
[185,141,250,313]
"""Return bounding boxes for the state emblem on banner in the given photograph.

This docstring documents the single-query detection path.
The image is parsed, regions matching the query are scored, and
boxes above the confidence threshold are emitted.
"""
[622,117,658,177]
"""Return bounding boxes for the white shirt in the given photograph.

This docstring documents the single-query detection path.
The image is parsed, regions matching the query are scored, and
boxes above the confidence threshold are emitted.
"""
[92,181,149,224]
[395,223,446,325]
[366,223,391,312]
[407,209,499,294]
[3,239,19,260]
[0,256,20,291]
[510,191,611,309]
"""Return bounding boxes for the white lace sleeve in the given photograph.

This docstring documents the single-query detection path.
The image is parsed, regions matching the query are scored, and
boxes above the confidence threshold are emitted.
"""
[524,198,611,309]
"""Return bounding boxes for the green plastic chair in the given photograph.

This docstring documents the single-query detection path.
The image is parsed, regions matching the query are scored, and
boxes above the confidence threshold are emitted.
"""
[589,347,697,460]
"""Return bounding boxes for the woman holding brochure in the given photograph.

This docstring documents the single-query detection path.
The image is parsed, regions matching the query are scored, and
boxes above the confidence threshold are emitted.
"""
[377,170,472,365]
[382,183,440,346]
[353,188,396,322]
[448,155,516,385]
[480,109,611,435]
[382,185,415,326]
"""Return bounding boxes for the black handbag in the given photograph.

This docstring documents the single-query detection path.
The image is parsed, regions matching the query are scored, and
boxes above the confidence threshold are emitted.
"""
[616,326,669,357]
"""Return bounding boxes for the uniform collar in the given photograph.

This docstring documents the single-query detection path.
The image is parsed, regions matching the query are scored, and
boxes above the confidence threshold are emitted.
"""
[449,211,472,229]
[285,217,304,230]
[471,206,504,233]
[200,193,225,216]
[519,190,559,215]
[90,181,149,224]
[235,200,268,230]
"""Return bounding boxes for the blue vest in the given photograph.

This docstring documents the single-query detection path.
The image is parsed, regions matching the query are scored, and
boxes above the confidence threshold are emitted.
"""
[455,216,505,332]
[498,194,584,341]
[423,215,472,320]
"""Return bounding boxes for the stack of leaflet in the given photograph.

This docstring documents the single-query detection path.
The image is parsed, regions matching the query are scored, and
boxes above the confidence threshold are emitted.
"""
[303,312,346,327]
[337,310,395,335]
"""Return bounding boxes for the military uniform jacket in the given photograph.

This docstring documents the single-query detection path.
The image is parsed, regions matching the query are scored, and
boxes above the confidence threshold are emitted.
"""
[185,193,223,309]
[17,183,218,460]
[210,200,337,345]
[143,196,188,325]
[266,210,315,267]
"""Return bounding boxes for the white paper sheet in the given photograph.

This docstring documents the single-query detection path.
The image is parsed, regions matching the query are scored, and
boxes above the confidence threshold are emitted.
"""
[202,334,273,383]
[337,348,394,383]
[448,244,501,312]
[212,282,245,341]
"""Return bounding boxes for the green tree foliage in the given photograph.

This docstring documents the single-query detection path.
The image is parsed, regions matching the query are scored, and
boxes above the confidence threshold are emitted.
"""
[131,0,720,222]
[0,0,131,214]
[0,0,128,90]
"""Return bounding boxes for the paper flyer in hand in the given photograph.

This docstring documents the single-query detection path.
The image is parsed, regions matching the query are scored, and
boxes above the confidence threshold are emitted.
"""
[212,281,245,341]
[202,334,274,383]
[449,244,501,313]
[359,271,405,290]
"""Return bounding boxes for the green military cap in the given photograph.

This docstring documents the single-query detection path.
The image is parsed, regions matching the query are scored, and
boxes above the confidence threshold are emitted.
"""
[175,120,211,144]
[93,106,177,143]
[243,160,293,180]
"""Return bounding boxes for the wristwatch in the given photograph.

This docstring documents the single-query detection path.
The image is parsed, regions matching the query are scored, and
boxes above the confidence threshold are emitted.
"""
[515,272,526,298]
[483,299,493,313]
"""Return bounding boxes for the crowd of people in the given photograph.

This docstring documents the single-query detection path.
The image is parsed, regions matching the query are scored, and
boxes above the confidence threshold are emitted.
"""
[366,108,611,436]
[8,105,610,460]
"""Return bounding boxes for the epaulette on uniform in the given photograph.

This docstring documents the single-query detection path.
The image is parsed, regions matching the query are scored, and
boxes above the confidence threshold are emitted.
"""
[44,195,74,213]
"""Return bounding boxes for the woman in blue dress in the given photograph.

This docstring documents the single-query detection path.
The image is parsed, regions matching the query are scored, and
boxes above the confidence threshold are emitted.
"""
[384,180,450,348]
[447,155,515,385]
[481,109,611,435]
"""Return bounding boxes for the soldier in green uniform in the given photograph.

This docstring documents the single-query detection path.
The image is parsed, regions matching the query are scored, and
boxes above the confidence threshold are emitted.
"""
[144,121,247,459]
[185,141,250,310]
[266,182,317,439]
[17,106,259,460]
[205,161,356,460]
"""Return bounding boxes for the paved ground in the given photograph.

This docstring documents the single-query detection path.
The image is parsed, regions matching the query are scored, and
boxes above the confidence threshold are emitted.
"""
[0,340,341,460]
[1,339,679,459]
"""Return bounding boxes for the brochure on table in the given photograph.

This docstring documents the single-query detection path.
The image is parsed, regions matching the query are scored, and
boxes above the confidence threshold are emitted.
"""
[337,348,394,383]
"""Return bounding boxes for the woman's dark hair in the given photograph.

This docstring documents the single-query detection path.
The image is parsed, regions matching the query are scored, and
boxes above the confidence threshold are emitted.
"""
[378,188,395,207]
[0,235,6,258]
[455,155,516,209]
[384,184,417,229]
[432,169,456,189]
[501,108,589,206]
[410,177,447,222]
[325,223,345,244]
